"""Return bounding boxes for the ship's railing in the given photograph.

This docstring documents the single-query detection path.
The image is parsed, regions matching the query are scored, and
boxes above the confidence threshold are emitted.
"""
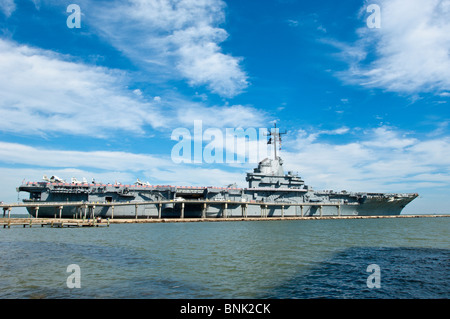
[0,199,345,208]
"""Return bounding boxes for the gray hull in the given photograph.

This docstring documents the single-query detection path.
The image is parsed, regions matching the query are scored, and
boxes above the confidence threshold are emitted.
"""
[23,194,416,219]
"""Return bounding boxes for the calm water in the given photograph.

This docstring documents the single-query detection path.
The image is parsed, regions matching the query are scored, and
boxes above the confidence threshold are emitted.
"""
[0,217,448,299]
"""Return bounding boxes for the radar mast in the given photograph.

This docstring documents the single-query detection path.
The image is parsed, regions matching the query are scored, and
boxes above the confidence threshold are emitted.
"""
[266,123,286,160]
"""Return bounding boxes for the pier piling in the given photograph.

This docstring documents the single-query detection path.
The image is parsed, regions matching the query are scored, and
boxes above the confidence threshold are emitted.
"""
[202,203,207,219]
[181,202,185,219]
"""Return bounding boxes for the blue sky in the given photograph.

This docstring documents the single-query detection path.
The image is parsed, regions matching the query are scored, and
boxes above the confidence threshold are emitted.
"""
[1,0,450,214]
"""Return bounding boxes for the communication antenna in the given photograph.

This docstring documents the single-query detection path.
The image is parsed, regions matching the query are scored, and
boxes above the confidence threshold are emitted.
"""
[265,122,286,160]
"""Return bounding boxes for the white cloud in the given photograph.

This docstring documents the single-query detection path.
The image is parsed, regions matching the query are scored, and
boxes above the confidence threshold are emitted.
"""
[86,0,248,97]
[0,37,264,139]
[145,166,242,187]
[0,141,169,171]
[0,142,246,202]
[0,138,255,183]
[317,25,326,33]
[334,0,450,95]
[361,127,417,148]
[282,126,450,196]
[0,167,137,205]
[0,39,167,137]
[4,125,449,193]
[176,103,267,128]
[292,127,350,144]
[0,0,15,17]
[287,19,299,27]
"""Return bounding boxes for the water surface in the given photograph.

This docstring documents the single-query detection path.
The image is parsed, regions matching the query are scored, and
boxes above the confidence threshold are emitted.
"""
[0,217,448,298]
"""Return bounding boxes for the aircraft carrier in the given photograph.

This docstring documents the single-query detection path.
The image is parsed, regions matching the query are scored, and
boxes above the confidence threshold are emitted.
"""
[17,125,418,218]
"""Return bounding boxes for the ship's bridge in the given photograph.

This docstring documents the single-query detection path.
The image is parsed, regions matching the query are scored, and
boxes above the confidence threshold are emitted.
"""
[246,157,306,189]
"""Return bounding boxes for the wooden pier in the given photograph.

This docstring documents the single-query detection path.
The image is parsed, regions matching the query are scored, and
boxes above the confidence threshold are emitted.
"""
[0,200,448,228]
[0,214,448,229]
[0,218,109,228]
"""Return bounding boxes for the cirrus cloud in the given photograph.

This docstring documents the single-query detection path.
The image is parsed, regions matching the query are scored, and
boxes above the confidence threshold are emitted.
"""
[334,0,450,95]
[86,0,249,97]
[0,38,167,137]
